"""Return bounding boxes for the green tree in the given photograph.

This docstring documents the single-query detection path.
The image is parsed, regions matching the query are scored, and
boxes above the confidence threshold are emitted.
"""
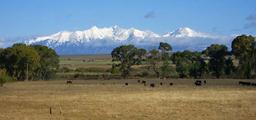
[172,51,189,78]
[133,48,147,65]
[189,60,203,79]
[231,35,255,78]
[0,48,3,53]
[158,42,173,79]
[160,60,177,78]
[232,35,254,59]
[159,42,172,52]
[147,49,161,78]
[159,42,172,60]
[0,44,40,80]
[111,45,146,78]
[252,41,256,75]
[224,57,235,76]
[204,44,228,78]
[176,61,190,78]
[0,69,11,87]
[31,45,59,80]
[171,50,204,78]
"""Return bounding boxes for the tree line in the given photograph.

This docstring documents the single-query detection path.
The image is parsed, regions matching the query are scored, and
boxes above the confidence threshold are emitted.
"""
[0,44,59,86]
[111,35,256,79]
[0,34,255,86]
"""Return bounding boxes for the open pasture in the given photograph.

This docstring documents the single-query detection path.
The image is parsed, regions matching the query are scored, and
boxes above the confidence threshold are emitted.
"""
[0,79,256,120]
[59,55,112,69]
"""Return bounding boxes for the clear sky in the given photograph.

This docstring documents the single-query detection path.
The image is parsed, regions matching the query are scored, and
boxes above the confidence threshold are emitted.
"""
[0,0,256,38]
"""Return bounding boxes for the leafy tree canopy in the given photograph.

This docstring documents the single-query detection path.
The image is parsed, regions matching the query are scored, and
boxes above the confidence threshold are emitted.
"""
[111,45,146,78]
[203,44,228,78]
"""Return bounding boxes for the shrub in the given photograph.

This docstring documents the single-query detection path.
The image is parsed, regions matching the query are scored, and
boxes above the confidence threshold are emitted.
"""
[0,69,11,87]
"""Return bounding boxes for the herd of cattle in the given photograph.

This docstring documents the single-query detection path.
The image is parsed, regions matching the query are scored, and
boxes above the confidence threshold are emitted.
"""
[125,80,174,88]
[239,81,256,86]
[124,80,206,87]
[66,79,256,87]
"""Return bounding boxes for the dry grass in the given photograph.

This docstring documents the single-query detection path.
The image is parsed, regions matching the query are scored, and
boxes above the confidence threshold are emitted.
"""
[0,79,256,120]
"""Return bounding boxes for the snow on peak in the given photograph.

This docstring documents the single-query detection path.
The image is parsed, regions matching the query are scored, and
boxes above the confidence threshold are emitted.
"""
[24,26,232,54]
[163,27,211,38]
[28,26,160,45]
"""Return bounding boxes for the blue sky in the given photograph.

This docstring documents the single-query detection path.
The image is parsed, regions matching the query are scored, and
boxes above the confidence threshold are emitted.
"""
[0,0,256,38]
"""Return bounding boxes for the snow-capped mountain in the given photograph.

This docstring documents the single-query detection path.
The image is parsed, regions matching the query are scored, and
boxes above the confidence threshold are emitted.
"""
[163,27,213,38]
[28,25,160,46]
[25,26,233,54]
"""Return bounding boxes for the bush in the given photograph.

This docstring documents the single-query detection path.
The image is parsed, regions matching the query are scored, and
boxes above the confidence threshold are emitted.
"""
[0,69,11,87]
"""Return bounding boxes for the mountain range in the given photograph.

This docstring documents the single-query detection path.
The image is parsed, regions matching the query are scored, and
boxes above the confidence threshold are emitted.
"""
[22,26,233,54]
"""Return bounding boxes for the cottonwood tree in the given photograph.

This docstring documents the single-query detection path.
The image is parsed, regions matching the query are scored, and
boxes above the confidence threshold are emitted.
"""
[147,49,161,78]
[159,42,173,78]
[111,45,146,78]
[31,45,59,80]
[171,50,205,78]
[224,57,235,76]
[232,35,255,78]
[252,41,256,75]
[203,44,228,78]
[0,69,11,87]
[0,44,40,80]
[0,48,3,54]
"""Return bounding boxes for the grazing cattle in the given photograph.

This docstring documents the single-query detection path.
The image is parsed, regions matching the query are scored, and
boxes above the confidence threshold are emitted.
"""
[203,80,206,84]
[195,80,202,86]
[125,83,129,86]
[169,83,173,86]
[239,81,251,86]
[138,80,141,83]
[251,83,256,86]
[150,83,155,87]
[160,82,163,86]
[142,81,146,86]
[142,81,146,84]
[66,80,72,84]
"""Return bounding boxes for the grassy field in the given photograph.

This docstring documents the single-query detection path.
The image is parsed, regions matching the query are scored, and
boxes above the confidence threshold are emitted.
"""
[57,55,148,79]
[0,79,256,120]
[59,55,112,69]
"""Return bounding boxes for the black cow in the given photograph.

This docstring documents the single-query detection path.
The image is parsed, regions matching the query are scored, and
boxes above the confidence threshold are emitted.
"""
[66,80,73,84]
[251,83,256,86]
[150,83,155,87]
[203,80,206,84]
[125,83,129,86]
[195,80,202,86]
[160,82,163,86]
[138,80,141,83]
[142,81,146,86]
[239,81,251,86]
[169,83,173,86]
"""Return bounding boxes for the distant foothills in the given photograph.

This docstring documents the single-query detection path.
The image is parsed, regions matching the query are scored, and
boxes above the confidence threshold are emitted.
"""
[3,26,236,55]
